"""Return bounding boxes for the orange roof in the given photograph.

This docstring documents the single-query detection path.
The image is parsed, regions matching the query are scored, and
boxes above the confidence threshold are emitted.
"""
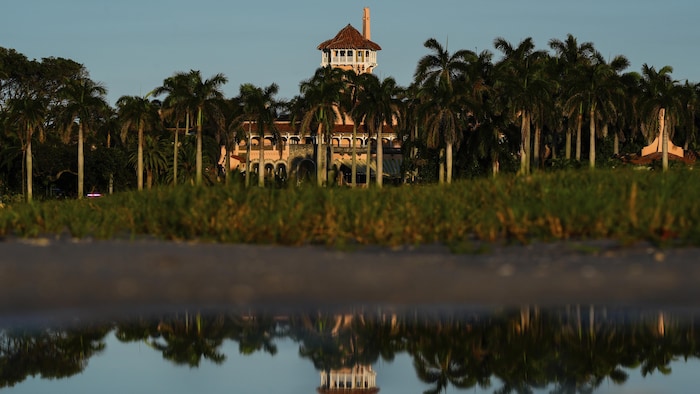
[317,24,382,51]
[243,121,396,134]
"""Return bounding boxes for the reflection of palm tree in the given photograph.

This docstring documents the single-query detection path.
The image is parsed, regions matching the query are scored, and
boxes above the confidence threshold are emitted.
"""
[0,325,109,387]
[150,312,227,367]
[228,315,279,355]
[408,317,491,394]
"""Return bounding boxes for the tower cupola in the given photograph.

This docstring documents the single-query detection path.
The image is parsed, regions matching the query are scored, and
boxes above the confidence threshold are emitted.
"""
[317,8,381,74]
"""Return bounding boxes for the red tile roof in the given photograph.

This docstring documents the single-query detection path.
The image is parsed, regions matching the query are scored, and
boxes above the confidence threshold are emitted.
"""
[317,24,382,51]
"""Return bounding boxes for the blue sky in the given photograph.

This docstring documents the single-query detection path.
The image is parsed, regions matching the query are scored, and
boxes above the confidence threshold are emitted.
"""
[3,0,699,105]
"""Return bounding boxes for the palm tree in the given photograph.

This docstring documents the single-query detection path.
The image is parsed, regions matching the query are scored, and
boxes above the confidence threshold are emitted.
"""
[154,73,197,186]
[340,69,365,187]
[639,64,683,171]
[493,37,549,175]
[414,38,474,91]
[140,134,169,188]
[238,83,281,187]
[414,38,476,183]
[416,82,466,184]
[549,34,595,160]
[220,96,244,185]
[58,77,108,199]
[6,96,46,201]
[155,70,227,185]
[355,75,402,187]
[565,51,629,168]
[300,66,346,186]
[678,81,700,151]
[116,95,161,190]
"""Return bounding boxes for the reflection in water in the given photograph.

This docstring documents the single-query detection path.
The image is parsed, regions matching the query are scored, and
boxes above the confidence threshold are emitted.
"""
[1,307,699,393]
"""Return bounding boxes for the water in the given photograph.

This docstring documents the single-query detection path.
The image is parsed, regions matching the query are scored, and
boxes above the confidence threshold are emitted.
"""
[2,307,699,394]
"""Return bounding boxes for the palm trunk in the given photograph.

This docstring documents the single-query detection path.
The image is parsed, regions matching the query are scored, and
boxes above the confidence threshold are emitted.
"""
[78,123,84,199]
[575,105,583,161]
[26,127,32,202]
[351,123,357,187]
[446,141,453,184]
[173,115,182,186]
[589,107,596,169]
[224,136,232,186]
[107,129,113,194]
[438,148,445,184]
[492,152,500,177]
[146,169,153,189]
[660,108,668,171]
[329,136,335,185]
[613,131,620,155]
[138,122,144,190]
[377,124,384,188]
[245,121,252,188]
[317,125,324,187]
[195,107,203,186]
[519,110,530,175]
[565,128,572,160]
[366,135,372,187]
[258,124,265,187]
[412,123,419,182]
[533,123,541,170]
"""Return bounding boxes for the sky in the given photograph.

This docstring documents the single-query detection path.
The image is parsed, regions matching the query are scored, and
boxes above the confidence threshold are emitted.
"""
[3,0,700,106]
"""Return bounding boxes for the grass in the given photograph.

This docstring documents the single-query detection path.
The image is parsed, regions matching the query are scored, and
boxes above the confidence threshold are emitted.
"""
[1,169,699,248]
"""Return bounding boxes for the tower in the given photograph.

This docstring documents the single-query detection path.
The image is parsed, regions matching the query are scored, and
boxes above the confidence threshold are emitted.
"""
[317,7,381,74]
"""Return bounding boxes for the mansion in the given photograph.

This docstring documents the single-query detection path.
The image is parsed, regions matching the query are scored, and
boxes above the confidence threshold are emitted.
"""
[219,8,403,185]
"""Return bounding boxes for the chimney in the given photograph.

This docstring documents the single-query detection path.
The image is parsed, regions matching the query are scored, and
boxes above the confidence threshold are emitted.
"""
[362,7,371,40]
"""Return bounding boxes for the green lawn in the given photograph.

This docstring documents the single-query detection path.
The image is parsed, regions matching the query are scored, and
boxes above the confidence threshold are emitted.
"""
[1,169,698,247]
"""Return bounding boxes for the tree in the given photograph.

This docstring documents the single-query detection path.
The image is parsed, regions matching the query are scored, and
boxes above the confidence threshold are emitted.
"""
[565,51,629,168]
[355,75,402,187]
[300,66,346,186]
[155,70,227,185]
[639,64,683,171]
[416,82,466,184]
[6,96,46,201]
[549,34,595,160]
[414,38,475,183]
[493,37,550,175]
[154,73,197,186]
[678,81,700,151]
[340,69,365,187]
[116,95,161,190]
[238,83,281,187]
[57,77,108,199]
[414,38,473,92]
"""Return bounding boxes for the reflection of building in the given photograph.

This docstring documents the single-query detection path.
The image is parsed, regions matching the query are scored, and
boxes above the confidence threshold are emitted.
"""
[318,365,379,394]
[219,8,403,184]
